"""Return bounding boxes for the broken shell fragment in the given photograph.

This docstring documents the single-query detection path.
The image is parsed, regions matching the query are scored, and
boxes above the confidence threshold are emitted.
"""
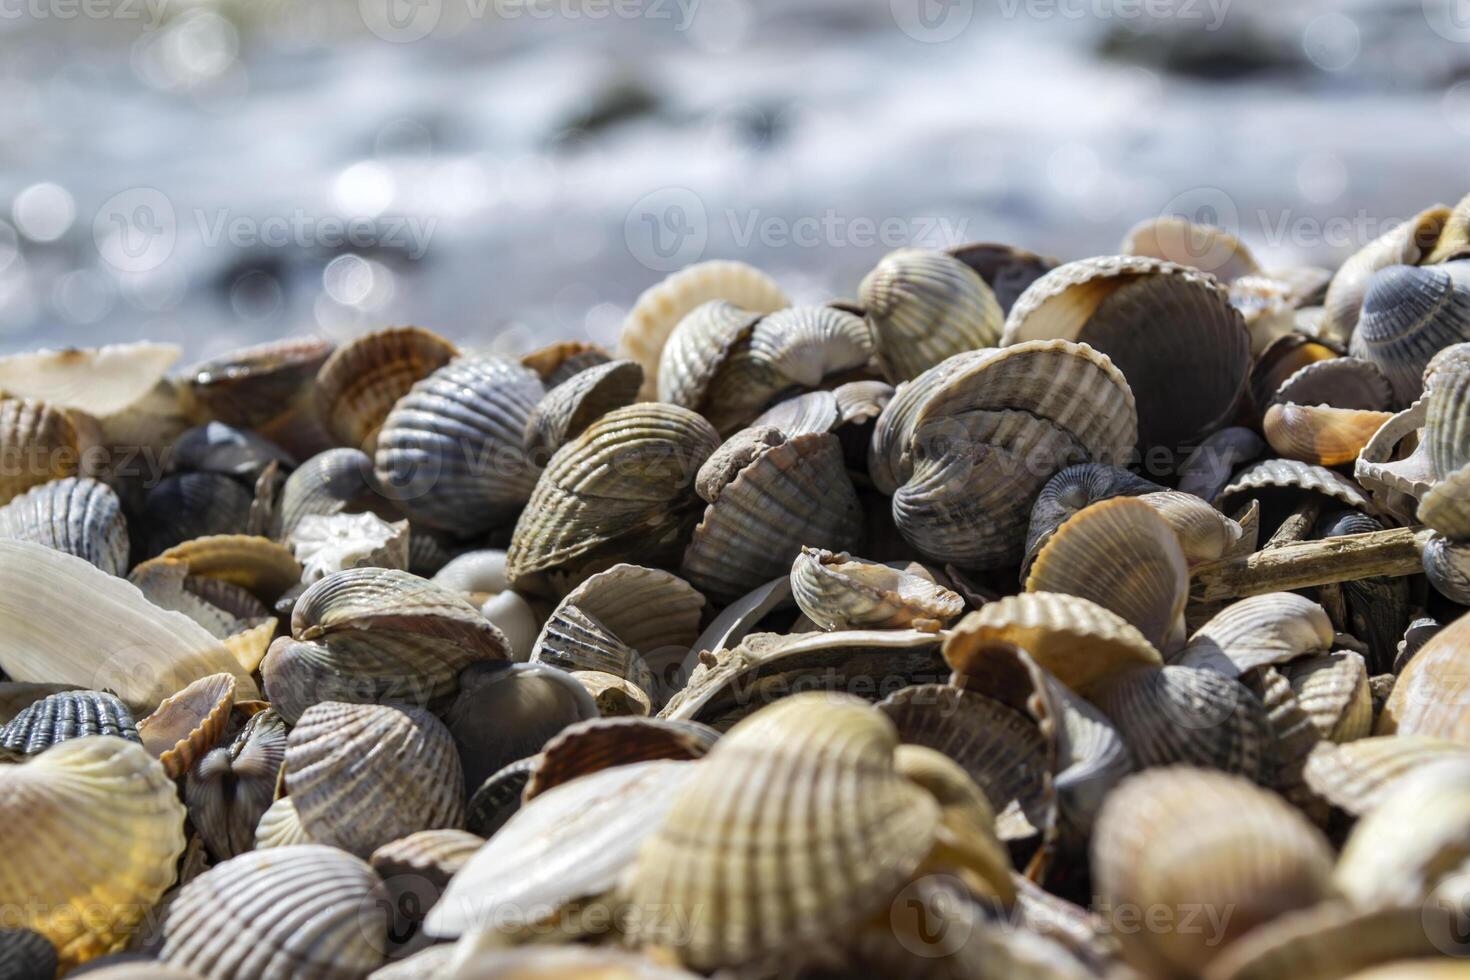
[290,512,410,583]
[790,547,963,632]
[136,672,236,779]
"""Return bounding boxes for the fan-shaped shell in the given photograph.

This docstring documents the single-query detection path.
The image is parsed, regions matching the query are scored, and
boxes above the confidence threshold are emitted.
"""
[1379,611,1470,742]
[859,248,1003,382]
[1217,457,1373,514]
[0,690,137,758]
[1423,532,1470,604]
[187,337,332,432]
[751,389,841,437]
[0,398,81,505]
[1022,463,1165,574]
[137,672,236,778]
[0,476,128,575]
[520,340,611,387]
[523,359,642,459]
[254,796,313,850]
[315,326,459,449]
[1138,490,1248,563]
[1323,204,1449,337]
[134,534,303,605]
[1202,904,1454,980]
[1175,592,1335,676]
[285,701,464,857]
[1272,355,1395,411]
[1122,215,1259,283]
[275,447,379,540]
[790,547,962,632]
[136,472,255,559]
[0,737,186,968]
[0,341,178,417]
[947,241,1060,314]
[160,844,387,980]
[1303,735,1470,816]
[1352,261,1470,405]
[370,828,483,932]
[523,716,716,800]
[185,708,288,860]
[1281,651,1372,743]
[1264,402,1395,467]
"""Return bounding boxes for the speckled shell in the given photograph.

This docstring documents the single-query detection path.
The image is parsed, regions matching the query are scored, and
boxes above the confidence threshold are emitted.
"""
[1022,463,1165,574]
[1281,651,1372,743]
[315,326,458,449]
[1323,204,1449,338]
[523,359,642,459]
[0,400,81,505]
[0,737,186,969]
[617,260,789,401]
[274,447,378,541]
[160,844,388,980]
[1092,767,1336,978]
[789,548,962,632]
[1202,904,1455,980]
[1379,611,1470,742]
[0,690,138,757]
[1303,735,1470,816]
[1122,215,1259,283]
[262,567,509,723]
[1217,457,1374,514]
[253,796,313,850]
[523,716,716,800]
[506,403,721,594]
[137,672,236,779]
[1352,260,1470,405]
[1175,592,1335,676]
[285,701,465,857]
[371,355,544,536]
[620,695,941,972]
[0,477,129,575]
[1003,255,1250,452]
[184,708,288,860]
[187,337,332,433]
[860,248,1004,382]
[428,760,696,938]
[681,430,863,601]
[0,928,57,980]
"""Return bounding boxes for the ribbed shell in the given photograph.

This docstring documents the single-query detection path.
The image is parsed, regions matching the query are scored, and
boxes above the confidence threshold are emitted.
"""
[523,716,716,800]
[1323,204,1447,337]
[1264,403,1395,467]
[1138,490,1247,563]
[137,472,255,559]
[137,672,236,778]
[523,359,642,459]
[437,947,700,980]
[505,403,721,592]
[0,928,57,980]
[789,548,963,631]
[617,260,789,401]
[1175,592,1335,676]
[160,844,388,980]
[285,702,464,857]
[0,399,81,505]
[621,695,939,971]
[1091,767,1336,978]
[135,534,303,605]
[1281,651,1372,742]
[1122,215,1259,283]
[520,340,611,387]
[1022,463,1165,573]
[1303,735,1470,816]
[681,431,863,601]
[463,756,535,837]
[254,796,313,850]
[1217,457,1374,514]
[188,337,332,431]
[859,248,1003,382]
[372,355,544,535]
[274,448,376,540]
[751,389,841,437]
[370,828,483,928]
[185,708,288,860]
[0,690,137,757]
[1379,612,1470,742]
[315,326,458,449]
[748,305,874,389]
[1201,904,1450,980]
[1352,261,1470,404]
[0,737,186,968]
[0,340,178,416]
[1272,355,1395,411]
[1423,532,1470,603]
[1425,343,1470,476]
[0,477,128,575]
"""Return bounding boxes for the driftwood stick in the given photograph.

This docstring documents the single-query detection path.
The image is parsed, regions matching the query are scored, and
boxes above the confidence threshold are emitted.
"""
[1264,497,1322,550]
[1190,526,1431,604]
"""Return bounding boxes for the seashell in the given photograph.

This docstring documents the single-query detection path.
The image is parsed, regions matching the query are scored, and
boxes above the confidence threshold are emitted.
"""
[1236,664,1329,823]
[1025,497,1189,653]
[1175,592,1335,676]
[1427,190,1470,264]
[789,547,962,632]
[444,661,598,793]
[871,340,1138,569]
[573,669,651,716]
[66,961,202,979]
[0,398,81,505]
[137,472,255,559]
[428,759,696,938]
[275,447,379,541]
[0,476,129,575]
[891,743,1015,899]
[522,715,716,800]
[1354,399,1432,523]
[430,549,510,601]
[315,325,459,449]
[1122,215,1259,283]
[372,355,544,535]
[1264,402,1394,467]
[1352,261,1470,405]
[0,683,81,725]
[463,756,536,837]
[137,672,236,779]
[0,541,258,713]
[135,534,303,605]
[1217,457,1374,515]
[1202,903,1456,980]
[367,945,455,980]
[1022,463,1165,574]
[522,358,642,459]
[1089,665,1274,783]
[0,341,178,417]
[859,248,1004,382]
[1092,767,1336,978]
[290,512,410,583]
[127,559,275,663]
[1272,355,1395,411]
[1137,490,1247,563]
[478,590,538,661]
[1303,735,1470,816]
[172,421,294,479]
[519,340,611,387]
[947,241,1059,314]
[0,690,138,758]
[159,844,387,979]
[1177,426,1266,502]
[682,430,863,601]
[1423,532,1470,604]
[285,701,464,857]
[187,337,333,433]
[1003,255,1249,452]
[370,828,483,929]
[262,567,509,723]
[184,708,287,860]
[661,629,946,730]
[506,403,721,594]
[254,796,313,850]
[1312,510,1411,674]
[750,388,841,437]
[443,947,700,980]
[1280,651,1372,743]
[1323,204,1449,338]
[945,591,1162,695]
[617,260,789,401]
[1379,611,1470,741]
[0,927,57,980]
[0,736,186,968]
[1230,275,1301,355]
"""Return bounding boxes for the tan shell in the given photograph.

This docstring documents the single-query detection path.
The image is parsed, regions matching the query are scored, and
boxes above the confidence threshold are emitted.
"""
[751,388,841,437]
[1281,651,1373,742]
[523,716,716,800]
[185,708,288,860]
[1122,215,1259,282]
[859,247,1004,382]
[137,672,236,778]
[1303,735,1470,816]
[1243,664,1331,824]
[523,358,642,459]
[789,547,963,632]
[519,340,610,387]
[575,669,652,717]
[1022,463,1166,574]
[444,946,702,980]
[0,737,186,968]
[1174,592,1335,676]
[254,795,313,850]
[1137,490,1247,563]
[160,844,388,979]
[1003,255,1249,451]
[1091,767,1336,978]
[1427,190,1470,264]
[1323,204,1449,338]
[1378,611,1470,742]
[0,398,81,505]
[314,325,458,449]
[1264,402,1394,467]
[617,260,789,401]
[132,534,303,605]
[1202,903,1455,980]
[0,341,179,416]
[284,701,465,857]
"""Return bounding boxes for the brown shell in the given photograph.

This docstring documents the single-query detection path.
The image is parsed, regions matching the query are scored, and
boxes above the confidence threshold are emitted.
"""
[0,399,80,505]
[1379,611,1470,742]
[137,673,237,779]
[1202,904,1455,980]
[789,547,964,632]
[523,716,717,800]
[314,326,458,449]
[370,827,483,923]
[1122,215,1259,282]
[184,707,288,860]
[187,337,332,434]
[519,340,610,386]
[132,534,303,605]
[1263,402,1394,467]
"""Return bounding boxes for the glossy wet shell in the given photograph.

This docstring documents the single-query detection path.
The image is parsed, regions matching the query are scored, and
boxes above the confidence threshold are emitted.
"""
[185,708,288,860]
[0,690,137,758]
[1264,402,1395,467]
[0,737,186,969]
[1378,611,1470,742]
[1022,463,1165,574]
[523,716,716,800]
[860,248,1003,382]
[0,476,129,575]
[160,844,388,980]
[1122,215,1259,283]
[1302,735,1470,816]
[187,337,332,431]
[1091,767,1336,978]
[1352,261,1470,404]
[621,695,940,971]
[285,701,465,857]
[0,399,80,505]
[790,547,963,632]
[315,326,458,449]
[137,672,236,778]
[523,358,642,458]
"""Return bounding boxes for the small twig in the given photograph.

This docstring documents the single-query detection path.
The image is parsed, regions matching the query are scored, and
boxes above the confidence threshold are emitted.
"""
[1190,526,1431,604]
[1265,497,1322,550]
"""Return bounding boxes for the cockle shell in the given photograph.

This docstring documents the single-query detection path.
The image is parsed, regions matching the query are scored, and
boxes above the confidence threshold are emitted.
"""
[159,844,388,980]
[1379,611,1470,742]
[520,340,611,387]
[1092,767,1336,978]
[1303,735,1470,816]
[137,472,257,559]
[254,796,313,850]
[1202,903,1456,980]
[859,247,1003,382]
[443,947,701,980]
[133,534,303,605]
[1264,402,1395,467]
[1271,355,1395,411]
[947,241,1059,314]
[789,547,962,632]
[0,476,129,575]
[522,715,717,800]
[0,737,186,968]
[751,388,841,437]
[0,398,81,505]
[1177,427,1265,502]
[315,325,459,449]
[1281,651,1372,743]
[0,927,57,980]
[1022,463,1165,574]
[290,512,410,583]
[1428,190,1470,264]
[274,447,379,541]
[574,669,651,716]
[1122,215,1259,283]
[0,341,178,417]
[1323,203,1449,338]
[0,690,138,758]
[285,701,464,857]
[1352,261,1470,405]
[523,358,642,459]
[137,672,236,778]
[370,828,483,933]
[1138,490,1249,563]
[1216,457,1374,516]
[463,755,536,837]
[1174,592,1335,676]
[187,337,333,435]
[617,260,789,401]
[184,708,288,860]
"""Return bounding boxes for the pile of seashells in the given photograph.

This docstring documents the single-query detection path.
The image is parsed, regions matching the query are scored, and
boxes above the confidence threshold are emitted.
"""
[2,196,1470,980]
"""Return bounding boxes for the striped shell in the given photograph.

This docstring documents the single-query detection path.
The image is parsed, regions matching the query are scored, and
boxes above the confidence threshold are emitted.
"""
[137,672,236,779]
[523,358,642,459]
[0,476,129,575]
[1379,611,1470,742]
[187,337,332,435]
[315,326,458,449]
[790,547,963,632]
[0,399,81,505]
[1323,204,1448,338]
[1303,735,1470,816]
[1137,490,1249,563]
[463,756,536,838]
[859,248,1004,382]
[1202,904,1455,980]
[523,716,716,800]
[185,708,288,860]
[1352,260,1470,405]
[254,796,313,850]
[274,447,377,541]
[947,241,1060,314]
[1023,463,1165,574]
[0,928,57,980]
[520,340,611,387]
[0,690,137,758]
[1281,651,1372,743]
[1175,592,1335,676]
[133,534,303,605]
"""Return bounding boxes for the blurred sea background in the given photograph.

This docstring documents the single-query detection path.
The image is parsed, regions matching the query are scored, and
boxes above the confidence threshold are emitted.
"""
[2,0,1470,359]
